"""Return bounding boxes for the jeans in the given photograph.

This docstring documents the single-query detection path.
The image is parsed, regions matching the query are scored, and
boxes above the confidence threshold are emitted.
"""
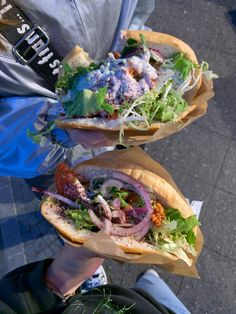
[134,270,191,314]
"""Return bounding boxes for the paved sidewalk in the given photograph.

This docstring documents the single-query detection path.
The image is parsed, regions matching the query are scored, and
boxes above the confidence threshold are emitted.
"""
[0,1,236,313]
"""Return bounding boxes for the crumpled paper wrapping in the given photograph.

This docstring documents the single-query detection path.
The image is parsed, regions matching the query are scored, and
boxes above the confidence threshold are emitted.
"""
[59,147,203,278]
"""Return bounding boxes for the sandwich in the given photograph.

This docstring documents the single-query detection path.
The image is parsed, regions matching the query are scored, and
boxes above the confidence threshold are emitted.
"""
[55,30,217,143]
[38,161,201,266]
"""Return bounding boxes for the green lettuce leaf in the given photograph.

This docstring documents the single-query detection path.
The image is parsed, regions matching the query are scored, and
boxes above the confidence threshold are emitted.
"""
[164,207,199,245]
[63,86,114,118]
[65,208,95,230]
[147,206,200,264]
[186,229,196,246]
[171,52,197,80]
[110,187,129,208]
[135,87,187,124]
[74,89,101,117]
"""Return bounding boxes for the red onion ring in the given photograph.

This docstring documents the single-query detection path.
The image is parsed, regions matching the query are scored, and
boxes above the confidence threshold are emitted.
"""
[101,179,123,197]
[32,188,81,209]
[88,209,104,229]
[113,172,152,212]
[110,172,153,237]
[112,216,150,236]
[134,221,151,241]
[88,210,112,235]
[95,195,112,220]
[102,218,112,235]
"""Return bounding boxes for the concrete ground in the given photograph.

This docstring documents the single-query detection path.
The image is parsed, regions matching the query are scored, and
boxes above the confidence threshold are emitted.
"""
[0,0,236,313]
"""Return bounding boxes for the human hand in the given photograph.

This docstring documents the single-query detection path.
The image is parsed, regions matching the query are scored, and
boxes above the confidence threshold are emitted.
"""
[67,129,116,148]
[45,243,104,298]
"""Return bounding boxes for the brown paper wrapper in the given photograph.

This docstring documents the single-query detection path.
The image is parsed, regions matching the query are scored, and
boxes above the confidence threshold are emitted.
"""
[59,147,203,278]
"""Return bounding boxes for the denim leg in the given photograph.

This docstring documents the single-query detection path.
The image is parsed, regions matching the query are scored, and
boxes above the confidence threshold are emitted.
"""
[133,271,191,314]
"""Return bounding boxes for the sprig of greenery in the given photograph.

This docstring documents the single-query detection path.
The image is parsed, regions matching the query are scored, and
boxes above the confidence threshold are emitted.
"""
[110,187,129,208]
[171,52,198,80]
[65,208,95,230]
[92,288,135,314]
[121,34,148,58]
[27,122,55,144]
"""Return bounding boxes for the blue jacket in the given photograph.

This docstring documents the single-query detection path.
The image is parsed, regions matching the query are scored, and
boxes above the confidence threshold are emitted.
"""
[0,0,154,178]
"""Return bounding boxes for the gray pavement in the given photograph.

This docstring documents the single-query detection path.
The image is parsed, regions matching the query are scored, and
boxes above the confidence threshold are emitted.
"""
[0,0,236,313]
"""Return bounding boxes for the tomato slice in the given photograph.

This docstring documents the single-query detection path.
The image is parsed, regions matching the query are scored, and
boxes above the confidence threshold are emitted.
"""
[55,163,77,197]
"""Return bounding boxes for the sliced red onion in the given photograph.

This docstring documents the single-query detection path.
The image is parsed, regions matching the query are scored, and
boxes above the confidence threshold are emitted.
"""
[32,188,81,209]
[95,195,112,220]
[102,218,112,235]
[113,172,152,212]
[126,207,148,220]
[122,183,136,191]
[101,179,123,197]
[109,172,153,238]
[112,215,150,236]
[111,198,121,209]
[88,209,104,229]
[134,221,151,241]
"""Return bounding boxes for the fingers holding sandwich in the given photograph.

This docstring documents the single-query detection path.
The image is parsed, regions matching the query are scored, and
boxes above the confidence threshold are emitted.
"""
[67,129,116,148]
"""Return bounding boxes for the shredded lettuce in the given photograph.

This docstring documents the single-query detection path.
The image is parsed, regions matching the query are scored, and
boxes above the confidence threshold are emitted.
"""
[201,61,219,80]
[148,207,200,265]
[125,84,187,125]
[65,208,95,230]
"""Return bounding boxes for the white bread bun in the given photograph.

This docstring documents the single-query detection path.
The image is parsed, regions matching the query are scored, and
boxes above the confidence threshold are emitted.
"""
[61,46,92,71]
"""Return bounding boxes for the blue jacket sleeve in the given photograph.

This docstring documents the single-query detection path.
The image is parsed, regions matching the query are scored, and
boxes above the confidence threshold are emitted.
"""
[0,96,75,178]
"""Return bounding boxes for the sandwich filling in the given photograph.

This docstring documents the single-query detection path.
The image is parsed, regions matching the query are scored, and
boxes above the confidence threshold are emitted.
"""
[56,35,217,129]
[37,163,200,266]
